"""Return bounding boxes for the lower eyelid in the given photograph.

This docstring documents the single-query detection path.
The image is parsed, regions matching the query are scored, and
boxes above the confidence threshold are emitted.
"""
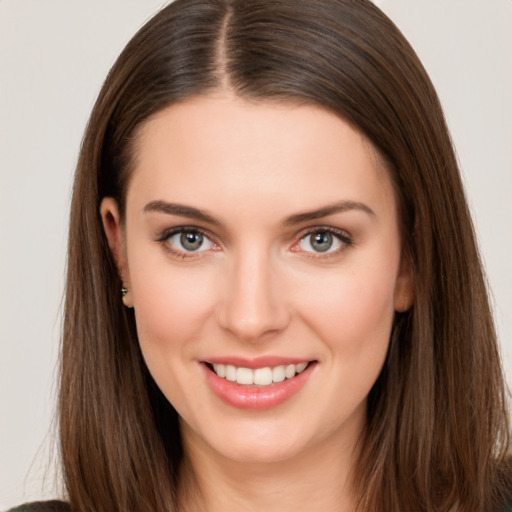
[156,228,217,254]
[294,228,353,255]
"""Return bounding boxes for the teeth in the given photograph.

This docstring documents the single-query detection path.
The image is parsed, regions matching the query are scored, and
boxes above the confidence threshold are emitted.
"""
[285,364,296,379]
[236,367,253,385]
[272,366,285,383]
[214,364,226,378]
[254,367,273,386]
[211,362,310,386]
[296,362,308,373]
[225,364,237,382]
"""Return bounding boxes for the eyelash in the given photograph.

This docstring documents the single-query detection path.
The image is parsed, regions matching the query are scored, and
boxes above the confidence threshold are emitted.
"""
[156,227,219,259]
[294,226,353,258]
[156,226,353,259]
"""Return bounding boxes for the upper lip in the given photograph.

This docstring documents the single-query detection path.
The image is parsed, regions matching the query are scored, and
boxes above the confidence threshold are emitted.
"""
[203,356,315,369]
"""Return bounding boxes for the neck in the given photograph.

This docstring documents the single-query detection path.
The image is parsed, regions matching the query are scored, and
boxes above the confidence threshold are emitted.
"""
[177,423,361,512]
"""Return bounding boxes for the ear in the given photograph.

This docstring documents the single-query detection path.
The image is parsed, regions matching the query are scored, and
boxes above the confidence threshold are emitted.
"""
[100,197,133,307]
[394,253,413,313]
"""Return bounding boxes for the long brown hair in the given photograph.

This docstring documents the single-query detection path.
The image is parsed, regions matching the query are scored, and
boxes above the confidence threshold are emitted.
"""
[61,1,511,510]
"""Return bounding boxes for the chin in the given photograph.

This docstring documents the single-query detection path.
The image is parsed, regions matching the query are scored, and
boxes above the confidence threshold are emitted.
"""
[213,436,308,465]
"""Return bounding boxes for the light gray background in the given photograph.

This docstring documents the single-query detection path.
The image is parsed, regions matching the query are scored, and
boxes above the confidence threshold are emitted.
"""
[1,0,511,507]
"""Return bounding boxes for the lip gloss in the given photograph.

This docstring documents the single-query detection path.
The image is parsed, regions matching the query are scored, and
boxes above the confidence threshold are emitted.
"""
[202,361,315,410]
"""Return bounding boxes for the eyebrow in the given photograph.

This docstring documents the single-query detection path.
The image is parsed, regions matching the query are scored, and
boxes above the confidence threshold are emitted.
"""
[284,200,375,225]
[144,200,221,225]
[143,199,375,226]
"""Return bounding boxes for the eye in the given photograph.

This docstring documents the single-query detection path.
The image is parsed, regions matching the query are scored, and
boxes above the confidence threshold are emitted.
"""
[296,229,351,254]
[164,229,216,253]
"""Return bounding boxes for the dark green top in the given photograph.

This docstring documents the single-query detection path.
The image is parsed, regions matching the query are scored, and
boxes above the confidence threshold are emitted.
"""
[6,502,69,512]
[6,500,512,511]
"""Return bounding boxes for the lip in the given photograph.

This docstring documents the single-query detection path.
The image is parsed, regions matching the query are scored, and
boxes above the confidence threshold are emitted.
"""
[205,356,312,369]
[201,360,316,410]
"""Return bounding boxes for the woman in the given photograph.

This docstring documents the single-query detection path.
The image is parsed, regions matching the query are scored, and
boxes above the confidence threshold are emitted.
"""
[7,0,511,511]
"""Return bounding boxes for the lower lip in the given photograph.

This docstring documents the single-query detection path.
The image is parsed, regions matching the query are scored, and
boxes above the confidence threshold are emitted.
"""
[202,362,316,411]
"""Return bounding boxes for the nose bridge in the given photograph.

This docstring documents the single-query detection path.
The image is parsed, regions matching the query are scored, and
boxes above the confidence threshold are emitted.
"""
[218,244,289,342]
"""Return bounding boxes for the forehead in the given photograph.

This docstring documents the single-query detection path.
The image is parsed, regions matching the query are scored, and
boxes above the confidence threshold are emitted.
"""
[127,94,396,222]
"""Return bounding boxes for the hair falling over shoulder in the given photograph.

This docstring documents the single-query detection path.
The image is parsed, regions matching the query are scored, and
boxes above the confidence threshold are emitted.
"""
[60,1,511,510]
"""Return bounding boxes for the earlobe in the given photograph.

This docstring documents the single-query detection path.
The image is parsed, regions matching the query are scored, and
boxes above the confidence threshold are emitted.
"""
[100,198,133,307]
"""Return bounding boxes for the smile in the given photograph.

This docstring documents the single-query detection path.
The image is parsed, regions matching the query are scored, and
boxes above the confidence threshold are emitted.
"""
[209,362,309,387]
[202,359,316,410]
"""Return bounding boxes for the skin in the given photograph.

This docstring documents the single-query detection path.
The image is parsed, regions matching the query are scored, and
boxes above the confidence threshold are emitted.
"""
[101,94,412,512]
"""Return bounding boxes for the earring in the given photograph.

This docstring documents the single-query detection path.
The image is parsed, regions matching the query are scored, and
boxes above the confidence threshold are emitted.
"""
[121,287,128,298]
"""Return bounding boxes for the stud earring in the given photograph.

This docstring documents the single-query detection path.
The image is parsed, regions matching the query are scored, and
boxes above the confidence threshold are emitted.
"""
[121,287,128,298]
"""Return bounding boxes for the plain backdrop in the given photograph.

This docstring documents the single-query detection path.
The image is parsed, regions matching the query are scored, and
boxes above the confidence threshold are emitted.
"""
[1,0,511,507]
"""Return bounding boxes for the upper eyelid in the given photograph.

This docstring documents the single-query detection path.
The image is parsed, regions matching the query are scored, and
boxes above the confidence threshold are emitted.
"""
[157,225,217,242]
[156,227,218,259]
[297,225,352,241]
[293,226,354,255]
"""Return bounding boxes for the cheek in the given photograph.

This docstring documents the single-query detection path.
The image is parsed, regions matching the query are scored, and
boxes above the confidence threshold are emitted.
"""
[129,255,217,355]
[128,258,219,411]
[297,257,398,359]
[292,259,397,429]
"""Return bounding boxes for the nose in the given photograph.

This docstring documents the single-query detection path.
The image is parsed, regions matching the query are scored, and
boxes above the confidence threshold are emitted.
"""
[217,248,291,343]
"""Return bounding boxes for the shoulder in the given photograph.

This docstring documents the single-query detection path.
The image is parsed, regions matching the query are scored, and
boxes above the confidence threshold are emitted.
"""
[5,501,70,512]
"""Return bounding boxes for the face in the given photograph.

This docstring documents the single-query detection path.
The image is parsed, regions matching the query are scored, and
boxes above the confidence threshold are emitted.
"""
[102,94,411,465]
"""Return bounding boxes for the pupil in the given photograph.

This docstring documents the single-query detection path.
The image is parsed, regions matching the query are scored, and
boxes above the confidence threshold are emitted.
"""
[181,232,203,251]
[311,232,332,252]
